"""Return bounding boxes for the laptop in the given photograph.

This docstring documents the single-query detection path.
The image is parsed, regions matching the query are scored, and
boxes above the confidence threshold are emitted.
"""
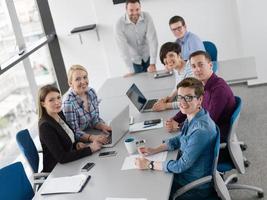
[102,105,129,148]
[126,83,158,112]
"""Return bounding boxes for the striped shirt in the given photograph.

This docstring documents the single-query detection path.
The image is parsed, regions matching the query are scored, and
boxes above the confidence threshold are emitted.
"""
[62,87,103,140]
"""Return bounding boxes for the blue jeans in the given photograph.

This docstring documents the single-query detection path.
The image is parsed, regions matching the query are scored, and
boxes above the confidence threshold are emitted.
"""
[133,58,150,73]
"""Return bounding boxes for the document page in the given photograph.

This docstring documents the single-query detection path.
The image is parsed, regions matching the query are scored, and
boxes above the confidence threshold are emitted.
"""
[41,174,90,195]
[121,151,168,170]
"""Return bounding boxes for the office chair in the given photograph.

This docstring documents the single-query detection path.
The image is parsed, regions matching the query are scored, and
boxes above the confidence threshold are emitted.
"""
[16,129,49,190]
[0,162,34,200]
[218,96,264,198]
[203,41,218,73]
[173,127,231,200]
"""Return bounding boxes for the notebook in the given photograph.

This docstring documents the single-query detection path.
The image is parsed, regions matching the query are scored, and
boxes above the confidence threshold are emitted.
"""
[89,105,129,148]
[41,174,90,195]
[126,83,158,112]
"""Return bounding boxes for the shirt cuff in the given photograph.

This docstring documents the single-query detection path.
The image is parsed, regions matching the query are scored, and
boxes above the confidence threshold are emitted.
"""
[162,160,172,172]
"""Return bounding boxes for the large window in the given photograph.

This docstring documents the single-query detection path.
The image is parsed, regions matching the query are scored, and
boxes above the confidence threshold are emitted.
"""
[0,0,57,168]
[0,1,17,64]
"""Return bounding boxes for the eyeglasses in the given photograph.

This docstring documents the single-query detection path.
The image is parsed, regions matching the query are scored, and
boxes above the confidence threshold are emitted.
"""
[171,25,184,32]
[177,95,198,103]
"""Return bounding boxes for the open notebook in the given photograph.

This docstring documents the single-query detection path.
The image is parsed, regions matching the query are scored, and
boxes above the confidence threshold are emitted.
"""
[41,174,90,195]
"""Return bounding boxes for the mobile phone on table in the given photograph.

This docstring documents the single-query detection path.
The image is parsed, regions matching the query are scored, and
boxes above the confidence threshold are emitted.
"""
[144,119,161,125]
[99,151,117,158]
[81,162,95,172]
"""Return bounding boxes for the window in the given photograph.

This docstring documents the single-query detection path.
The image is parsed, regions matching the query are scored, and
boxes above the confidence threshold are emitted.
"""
[0,1,17,64]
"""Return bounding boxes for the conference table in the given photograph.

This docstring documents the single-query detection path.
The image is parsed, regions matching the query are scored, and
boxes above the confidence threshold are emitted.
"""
[34,74,178,200]
[34,56,257,199]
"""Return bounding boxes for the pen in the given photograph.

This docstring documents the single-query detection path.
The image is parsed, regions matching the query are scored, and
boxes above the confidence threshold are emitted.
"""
[143,124,157,128]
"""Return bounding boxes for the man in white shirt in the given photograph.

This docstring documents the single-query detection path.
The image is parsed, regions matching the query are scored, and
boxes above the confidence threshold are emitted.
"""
[115,0,158,77]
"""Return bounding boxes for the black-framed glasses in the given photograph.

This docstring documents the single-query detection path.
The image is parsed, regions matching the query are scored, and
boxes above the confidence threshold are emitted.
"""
[177,95,198,103]
[171,25,184,32]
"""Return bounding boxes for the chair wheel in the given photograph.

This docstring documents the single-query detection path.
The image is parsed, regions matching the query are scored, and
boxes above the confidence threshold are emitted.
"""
[241,144,248,151]
[231,177,238,183]
[244,160,250,168]
[257,192,264,198]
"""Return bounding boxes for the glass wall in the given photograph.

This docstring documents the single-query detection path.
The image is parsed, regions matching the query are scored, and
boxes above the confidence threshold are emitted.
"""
[0,0,56,168]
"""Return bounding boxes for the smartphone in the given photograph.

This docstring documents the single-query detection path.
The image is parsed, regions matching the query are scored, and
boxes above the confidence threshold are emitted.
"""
[99,151,117,158]
[144,119,161,125]
[81,162,95,172]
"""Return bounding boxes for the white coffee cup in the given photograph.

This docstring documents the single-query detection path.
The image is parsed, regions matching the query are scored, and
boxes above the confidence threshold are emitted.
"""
[124,137,137,154]
[124,138,145,155]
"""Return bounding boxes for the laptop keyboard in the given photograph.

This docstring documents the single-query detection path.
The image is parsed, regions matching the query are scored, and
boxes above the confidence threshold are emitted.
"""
[144,99,157,110]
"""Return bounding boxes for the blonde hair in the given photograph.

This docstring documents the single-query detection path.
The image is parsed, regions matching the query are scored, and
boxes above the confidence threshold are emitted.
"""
[67,65,88,85]
[37,85,60,119]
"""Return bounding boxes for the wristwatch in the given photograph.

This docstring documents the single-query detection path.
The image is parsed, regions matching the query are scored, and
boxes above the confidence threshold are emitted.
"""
[148,161,154,170]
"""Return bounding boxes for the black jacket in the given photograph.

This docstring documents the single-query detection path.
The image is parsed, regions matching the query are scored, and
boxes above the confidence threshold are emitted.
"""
[38,112,92,172]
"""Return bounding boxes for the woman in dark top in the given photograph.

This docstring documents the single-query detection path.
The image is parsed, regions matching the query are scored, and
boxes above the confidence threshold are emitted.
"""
[38,85,102,172]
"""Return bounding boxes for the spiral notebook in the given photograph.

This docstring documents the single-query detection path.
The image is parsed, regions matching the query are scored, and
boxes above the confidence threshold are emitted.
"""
[41,174,91,195]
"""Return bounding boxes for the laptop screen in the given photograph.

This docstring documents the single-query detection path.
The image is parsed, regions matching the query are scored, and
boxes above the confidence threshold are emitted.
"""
[126,84,147,111]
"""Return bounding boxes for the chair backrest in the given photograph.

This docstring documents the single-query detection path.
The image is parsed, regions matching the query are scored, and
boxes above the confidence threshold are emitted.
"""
[227,96,246,174]
[16,129,39,173]
[0,162,34,200]
[203,41,218,61]
[213,126,231,200]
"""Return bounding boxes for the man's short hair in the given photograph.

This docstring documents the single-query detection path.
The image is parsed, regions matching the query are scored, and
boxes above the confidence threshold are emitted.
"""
[169,15,186,26]
[126,0,140,6]
[189,50,211,62]
[159,42,181,64]
[176,77,204,97]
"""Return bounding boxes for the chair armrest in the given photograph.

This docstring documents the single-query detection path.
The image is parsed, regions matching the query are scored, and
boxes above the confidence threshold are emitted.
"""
[172,175,212,200]
[33,172,49,179]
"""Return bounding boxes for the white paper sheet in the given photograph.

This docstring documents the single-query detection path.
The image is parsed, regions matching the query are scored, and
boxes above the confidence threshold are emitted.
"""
[121,151,168,170]
[129,119,163,132]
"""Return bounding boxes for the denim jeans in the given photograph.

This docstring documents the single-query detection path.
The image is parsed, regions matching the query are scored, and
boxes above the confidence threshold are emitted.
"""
[133,58,150,73]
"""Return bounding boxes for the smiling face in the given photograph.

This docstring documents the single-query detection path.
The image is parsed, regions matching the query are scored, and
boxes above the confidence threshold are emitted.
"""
[164,51,184,71]
[41,91,62,116]
[69,69,89,96]
[126,2,141,23]
[170,21,187,39]
[190,54,213,84]
[177,87,202,117]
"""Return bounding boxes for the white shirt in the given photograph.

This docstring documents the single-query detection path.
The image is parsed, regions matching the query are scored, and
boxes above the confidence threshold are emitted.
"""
[115,11,158,72]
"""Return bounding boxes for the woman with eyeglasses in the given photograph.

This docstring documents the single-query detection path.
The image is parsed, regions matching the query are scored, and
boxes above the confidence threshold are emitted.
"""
[62,65,111,145]
[38,85,101,172]
[135,77,218,200]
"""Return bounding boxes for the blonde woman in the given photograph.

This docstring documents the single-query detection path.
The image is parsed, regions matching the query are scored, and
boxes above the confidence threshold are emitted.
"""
[63,65,111,144]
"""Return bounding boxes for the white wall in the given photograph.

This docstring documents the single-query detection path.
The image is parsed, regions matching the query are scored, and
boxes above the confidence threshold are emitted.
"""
[236,0,267,85]
[47,0,267,89]
[47,0,109,90]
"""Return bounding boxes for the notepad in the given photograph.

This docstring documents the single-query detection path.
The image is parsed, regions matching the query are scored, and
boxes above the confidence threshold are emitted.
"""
[41,174,90,195]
